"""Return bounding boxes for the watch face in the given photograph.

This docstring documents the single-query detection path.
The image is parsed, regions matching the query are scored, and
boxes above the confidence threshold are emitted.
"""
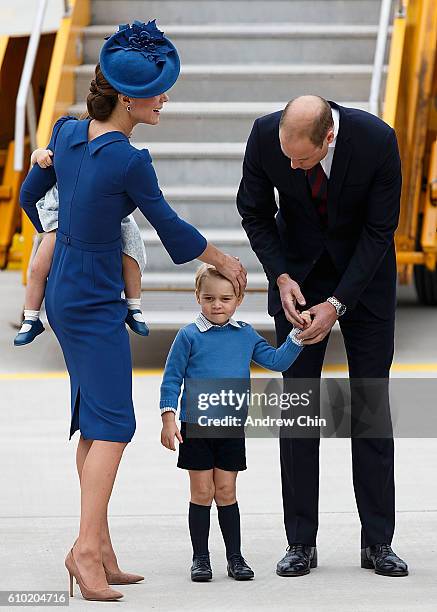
[338,304,347,316]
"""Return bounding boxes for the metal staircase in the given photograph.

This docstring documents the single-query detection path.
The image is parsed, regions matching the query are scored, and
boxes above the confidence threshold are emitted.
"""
[71,0,389,327]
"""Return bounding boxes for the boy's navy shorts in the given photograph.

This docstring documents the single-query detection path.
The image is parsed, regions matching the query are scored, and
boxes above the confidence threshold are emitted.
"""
[177,421,247,471]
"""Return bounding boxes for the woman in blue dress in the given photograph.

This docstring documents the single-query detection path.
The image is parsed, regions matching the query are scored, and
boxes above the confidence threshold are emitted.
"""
[20,20,247,602]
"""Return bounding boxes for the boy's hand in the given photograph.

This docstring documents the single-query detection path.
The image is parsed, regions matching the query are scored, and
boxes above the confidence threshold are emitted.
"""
[161,412,183,451]
[31,148,53,168]
[300,310,312,329]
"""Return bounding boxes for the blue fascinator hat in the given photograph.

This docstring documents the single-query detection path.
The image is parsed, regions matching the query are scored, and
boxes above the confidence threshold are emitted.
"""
[99,19,180,98]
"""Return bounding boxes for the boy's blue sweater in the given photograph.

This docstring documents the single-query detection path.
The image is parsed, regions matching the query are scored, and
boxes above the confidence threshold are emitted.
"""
[160,320,303,422]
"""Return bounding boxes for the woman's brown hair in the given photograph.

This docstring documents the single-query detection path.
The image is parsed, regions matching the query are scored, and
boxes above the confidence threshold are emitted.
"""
[81,63,119,121]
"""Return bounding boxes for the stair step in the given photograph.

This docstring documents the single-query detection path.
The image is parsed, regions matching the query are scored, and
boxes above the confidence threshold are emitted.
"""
[128,142,245,186]
[141,271,267,291]
[91,1,389,26]
[83,23,389,65]
[142,227,248,244]
[163,185,237,200]
[69,101,370,142]
[139,227,261,272]
[85,23,382,37]
[75,63,381,102]
[140,142,245,158]
[143,310,274,329]
[137,290,273,328]
[71,101,370,118]
[132,186,241,226]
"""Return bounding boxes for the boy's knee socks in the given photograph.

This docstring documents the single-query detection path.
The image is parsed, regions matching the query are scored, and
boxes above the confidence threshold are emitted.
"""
[217,501,241,559]
[189,502,211,557]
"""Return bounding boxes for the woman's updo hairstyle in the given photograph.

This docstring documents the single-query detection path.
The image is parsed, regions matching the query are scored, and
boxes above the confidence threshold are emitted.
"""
[86,63,119,120]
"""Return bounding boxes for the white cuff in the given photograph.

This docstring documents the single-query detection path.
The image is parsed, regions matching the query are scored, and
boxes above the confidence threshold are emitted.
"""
[161,407,177,415]
[289,327,304,346]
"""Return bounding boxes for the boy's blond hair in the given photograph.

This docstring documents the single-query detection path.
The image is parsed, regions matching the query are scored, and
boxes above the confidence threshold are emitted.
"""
[195,263,240,296]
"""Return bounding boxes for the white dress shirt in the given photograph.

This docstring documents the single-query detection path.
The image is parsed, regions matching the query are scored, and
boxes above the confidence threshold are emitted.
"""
[320,107,340,179]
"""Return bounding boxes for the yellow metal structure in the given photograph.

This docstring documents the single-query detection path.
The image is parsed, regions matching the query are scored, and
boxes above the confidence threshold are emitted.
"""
[0,140,29,268]
[383,0,437,292]
[0,36,30,269]
[21,0,90,283]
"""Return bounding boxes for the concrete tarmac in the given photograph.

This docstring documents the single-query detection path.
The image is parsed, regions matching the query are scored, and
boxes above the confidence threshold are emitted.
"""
[1,270,437,611]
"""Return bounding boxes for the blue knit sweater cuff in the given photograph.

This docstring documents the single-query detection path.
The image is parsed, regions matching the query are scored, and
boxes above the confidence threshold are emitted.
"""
[160,399,179,409]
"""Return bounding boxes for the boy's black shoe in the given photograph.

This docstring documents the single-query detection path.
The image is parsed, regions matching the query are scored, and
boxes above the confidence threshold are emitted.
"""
[361,544,408,576]
[191,554,212,582]
[227,554,254,580]
[276,544,317,577]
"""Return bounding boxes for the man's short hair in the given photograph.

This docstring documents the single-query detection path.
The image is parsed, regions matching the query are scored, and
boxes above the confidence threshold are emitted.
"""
[279,96,334,148]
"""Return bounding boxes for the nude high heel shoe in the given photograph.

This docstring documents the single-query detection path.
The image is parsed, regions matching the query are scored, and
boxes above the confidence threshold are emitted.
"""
[65,549,124,601]
[71,538,143,586]
[104,568,144,585]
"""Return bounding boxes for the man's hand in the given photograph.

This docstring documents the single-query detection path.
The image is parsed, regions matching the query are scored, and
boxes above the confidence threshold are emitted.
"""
[160,412,183,451]
[277,273,307,328]
[298,301,338,345]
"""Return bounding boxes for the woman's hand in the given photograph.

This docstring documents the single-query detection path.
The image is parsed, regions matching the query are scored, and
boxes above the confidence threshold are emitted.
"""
[198,243,247,297]
[215,254,247,297]
[160,412,183,451]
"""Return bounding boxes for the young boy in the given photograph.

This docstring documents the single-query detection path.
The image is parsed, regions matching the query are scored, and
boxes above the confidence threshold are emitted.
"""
[160,263,311,582]
[14,147,149,346]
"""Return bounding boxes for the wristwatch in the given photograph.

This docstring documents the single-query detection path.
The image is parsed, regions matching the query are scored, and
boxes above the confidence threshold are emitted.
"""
[326,296,347,317]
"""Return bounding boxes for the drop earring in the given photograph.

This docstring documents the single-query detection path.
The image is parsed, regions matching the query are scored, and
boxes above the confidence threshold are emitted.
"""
[126,105,131,112]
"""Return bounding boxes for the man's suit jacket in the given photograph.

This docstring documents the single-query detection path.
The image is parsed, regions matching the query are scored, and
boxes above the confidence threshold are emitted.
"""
[236,101,402,319]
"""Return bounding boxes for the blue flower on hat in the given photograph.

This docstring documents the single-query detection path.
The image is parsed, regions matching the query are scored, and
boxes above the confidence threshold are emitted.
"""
[106,20,174,64]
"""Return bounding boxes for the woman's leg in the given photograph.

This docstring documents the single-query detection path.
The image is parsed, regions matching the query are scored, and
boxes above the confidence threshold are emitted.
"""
[188,470,214,558]
[76,437,120,573]
[24,231,56,311]
[122,254,141,299]
[214,469,241,559]
[74,440,127,589]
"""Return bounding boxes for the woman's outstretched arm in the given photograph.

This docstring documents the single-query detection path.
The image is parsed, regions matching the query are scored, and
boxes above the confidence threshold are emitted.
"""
[125,149,247,296]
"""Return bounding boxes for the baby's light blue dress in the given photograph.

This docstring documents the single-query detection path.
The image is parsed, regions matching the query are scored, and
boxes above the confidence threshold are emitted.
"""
[36,184,147,273]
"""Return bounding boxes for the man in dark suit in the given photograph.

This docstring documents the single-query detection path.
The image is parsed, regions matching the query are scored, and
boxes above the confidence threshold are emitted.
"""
[237,96,408,577]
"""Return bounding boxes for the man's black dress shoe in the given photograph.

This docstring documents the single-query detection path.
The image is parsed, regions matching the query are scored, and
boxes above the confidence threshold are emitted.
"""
[276,544,317,577]
[361,544,408,577]
[191,554,212,581]
[227,554,254,580]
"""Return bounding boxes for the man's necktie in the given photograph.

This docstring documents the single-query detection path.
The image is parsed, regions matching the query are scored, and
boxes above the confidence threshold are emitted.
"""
[306,163,328,225]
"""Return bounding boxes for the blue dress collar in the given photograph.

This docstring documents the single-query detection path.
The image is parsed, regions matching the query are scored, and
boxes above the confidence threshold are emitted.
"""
[70,119,129,155]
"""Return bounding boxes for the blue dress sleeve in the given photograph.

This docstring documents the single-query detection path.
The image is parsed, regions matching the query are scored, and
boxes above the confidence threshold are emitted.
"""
[250,326,303,372]
[125,149,207,264]
[20,115,77,232]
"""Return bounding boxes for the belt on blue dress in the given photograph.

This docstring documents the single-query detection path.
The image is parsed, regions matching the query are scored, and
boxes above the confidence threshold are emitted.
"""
[57,231,122,252]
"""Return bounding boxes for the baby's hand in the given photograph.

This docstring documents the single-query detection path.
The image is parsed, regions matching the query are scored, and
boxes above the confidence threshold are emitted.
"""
[161,413,183,451]
[300,310,312,329]
[31,148,53,169]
